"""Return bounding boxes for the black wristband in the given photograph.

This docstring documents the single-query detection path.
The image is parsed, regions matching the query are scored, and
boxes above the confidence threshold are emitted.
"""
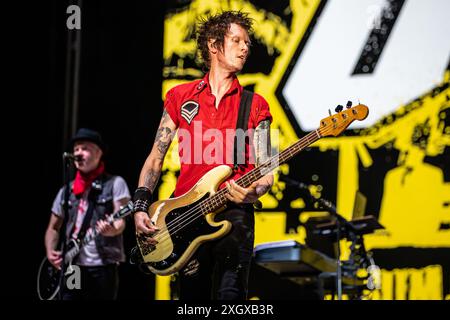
[132,187,153,214]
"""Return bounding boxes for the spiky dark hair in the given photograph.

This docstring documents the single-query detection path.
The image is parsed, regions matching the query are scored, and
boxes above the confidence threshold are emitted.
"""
[197,11,253,70]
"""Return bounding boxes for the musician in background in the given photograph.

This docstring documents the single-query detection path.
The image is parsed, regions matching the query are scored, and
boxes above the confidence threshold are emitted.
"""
[45,128,131,300]
[133,11,273,299]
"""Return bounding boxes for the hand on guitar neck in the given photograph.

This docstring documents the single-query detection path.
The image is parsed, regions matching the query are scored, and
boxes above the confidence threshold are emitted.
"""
[224,175,273,204]
[95,215,125,237]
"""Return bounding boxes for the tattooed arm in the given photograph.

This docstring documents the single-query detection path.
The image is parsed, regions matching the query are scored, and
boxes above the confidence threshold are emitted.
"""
[135,109,177,236]
[254,119,274,197]
[225,119,274,204]
[138,109,176,192]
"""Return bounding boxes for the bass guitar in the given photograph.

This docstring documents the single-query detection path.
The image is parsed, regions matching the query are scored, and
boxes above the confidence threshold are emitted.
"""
[136,104,369,275]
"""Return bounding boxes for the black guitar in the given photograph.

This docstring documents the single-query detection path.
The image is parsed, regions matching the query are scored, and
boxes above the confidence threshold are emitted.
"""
[37,201,133,300]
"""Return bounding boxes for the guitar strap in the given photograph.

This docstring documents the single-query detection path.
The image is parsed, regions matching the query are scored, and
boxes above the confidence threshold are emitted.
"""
[233,89,254,170]
[72,180,99,241]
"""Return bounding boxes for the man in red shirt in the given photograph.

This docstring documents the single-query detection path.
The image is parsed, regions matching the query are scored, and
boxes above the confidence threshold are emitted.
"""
[134,11,273,299]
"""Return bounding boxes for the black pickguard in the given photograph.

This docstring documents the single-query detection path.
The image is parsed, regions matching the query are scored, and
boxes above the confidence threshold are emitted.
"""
[148,193,223,272]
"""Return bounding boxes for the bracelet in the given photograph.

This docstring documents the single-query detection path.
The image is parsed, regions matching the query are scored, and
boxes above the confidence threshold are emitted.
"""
[132,187,153,213]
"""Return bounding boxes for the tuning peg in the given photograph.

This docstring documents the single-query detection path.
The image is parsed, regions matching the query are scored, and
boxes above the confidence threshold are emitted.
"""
[346,101,352,108]
[335,105,343,113]
[328,109,332,116]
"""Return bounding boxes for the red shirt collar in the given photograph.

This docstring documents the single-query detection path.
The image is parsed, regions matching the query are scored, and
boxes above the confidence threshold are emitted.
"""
[201,73,241,96]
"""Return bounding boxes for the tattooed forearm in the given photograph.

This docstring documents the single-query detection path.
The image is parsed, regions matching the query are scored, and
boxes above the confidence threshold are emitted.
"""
[139,108,176,193]
[254,120,273,197]
[254,120,271,167]
[157,141,170,157]
[144,169,161,193]
[155,127,173,158]
[154,109,176,160]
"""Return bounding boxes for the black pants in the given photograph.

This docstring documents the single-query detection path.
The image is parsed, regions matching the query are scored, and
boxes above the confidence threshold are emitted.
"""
[177,204,255,300]
[60,264,119,300]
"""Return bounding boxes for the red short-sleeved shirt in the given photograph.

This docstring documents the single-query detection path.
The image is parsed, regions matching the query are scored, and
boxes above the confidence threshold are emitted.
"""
[164,73,272,197]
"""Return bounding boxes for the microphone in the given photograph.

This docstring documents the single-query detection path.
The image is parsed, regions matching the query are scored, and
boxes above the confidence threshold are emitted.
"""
[63,152,83,161]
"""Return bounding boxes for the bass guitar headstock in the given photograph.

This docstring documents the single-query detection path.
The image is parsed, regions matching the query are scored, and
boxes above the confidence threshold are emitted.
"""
[318,102,369,137]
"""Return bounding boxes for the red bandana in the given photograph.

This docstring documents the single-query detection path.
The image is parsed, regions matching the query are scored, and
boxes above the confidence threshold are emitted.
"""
[73,161,105,196]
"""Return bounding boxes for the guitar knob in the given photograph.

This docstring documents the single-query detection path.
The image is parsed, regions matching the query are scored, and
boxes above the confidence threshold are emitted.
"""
[170,252,177,259]
[335,105,343,113]
[159,260,168,267]
[346,100,352,108]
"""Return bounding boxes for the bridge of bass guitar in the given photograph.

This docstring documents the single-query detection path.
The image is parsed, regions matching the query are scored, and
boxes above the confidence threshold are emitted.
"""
[137,194,226,273]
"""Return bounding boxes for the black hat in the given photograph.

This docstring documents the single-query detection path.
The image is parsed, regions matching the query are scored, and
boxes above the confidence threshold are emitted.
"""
[70,128,106,152]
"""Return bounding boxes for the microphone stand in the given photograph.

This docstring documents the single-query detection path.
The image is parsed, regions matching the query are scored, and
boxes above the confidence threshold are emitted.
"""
[315,198,349,301]
[58,153,75,299]
[280,176,353,300]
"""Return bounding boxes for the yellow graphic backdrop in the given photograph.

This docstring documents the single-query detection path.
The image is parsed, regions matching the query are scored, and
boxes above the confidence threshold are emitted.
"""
[157,0,450,300]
